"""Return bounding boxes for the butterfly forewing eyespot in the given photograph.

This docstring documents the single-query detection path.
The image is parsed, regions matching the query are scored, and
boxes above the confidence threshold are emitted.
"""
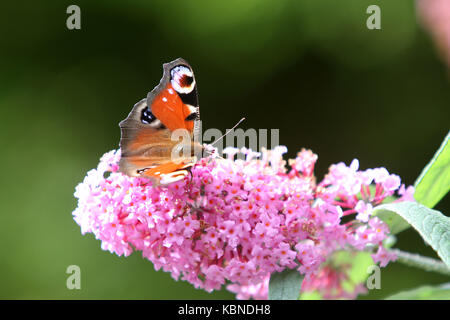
[170,65,196,94]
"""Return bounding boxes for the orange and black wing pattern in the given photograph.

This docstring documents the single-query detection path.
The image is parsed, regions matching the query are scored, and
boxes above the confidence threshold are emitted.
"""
[119,58,202,184]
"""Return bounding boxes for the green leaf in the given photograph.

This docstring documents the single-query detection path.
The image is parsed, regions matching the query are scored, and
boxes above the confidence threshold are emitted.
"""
[375,208,411,234]
[373,201,450,267]
[385,282,450,300]
[332,251,374,294]
[299,251,374,300]
[414,131,450,208]
[299,291,322,300]
[268,269,304,300]
[348,252,374,284]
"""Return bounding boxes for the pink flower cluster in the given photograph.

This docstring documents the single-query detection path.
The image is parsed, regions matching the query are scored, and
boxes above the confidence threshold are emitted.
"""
[73,146,413,299]
[417,0,450,68]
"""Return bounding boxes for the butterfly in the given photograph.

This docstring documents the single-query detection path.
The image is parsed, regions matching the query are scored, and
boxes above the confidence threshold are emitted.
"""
[119,58,205,185]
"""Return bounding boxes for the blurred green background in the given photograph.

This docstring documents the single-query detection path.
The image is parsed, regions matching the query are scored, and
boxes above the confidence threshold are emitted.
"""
[0,0,448,299]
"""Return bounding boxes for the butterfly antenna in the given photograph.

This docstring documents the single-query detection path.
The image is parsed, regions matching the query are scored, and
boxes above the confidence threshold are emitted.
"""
[211,117,246,147]
[203,149,225,160]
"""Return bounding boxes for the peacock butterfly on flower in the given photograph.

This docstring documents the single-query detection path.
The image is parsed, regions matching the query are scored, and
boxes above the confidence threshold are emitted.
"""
[119,58,204,185]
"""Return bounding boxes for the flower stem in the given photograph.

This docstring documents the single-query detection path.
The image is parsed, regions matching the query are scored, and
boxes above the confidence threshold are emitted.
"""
[390,249,450,276]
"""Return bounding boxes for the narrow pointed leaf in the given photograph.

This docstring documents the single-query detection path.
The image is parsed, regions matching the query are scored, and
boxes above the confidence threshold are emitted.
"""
[414,131,450,208]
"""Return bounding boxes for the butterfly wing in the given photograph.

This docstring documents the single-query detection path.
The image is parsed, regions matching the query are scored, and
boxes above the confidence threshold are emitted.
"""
[119,58,202,184]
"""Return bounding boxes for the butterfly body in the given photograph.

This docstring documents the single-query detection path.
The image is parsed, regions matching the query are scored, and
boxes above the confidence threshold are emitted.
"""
[119,58,203,185]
